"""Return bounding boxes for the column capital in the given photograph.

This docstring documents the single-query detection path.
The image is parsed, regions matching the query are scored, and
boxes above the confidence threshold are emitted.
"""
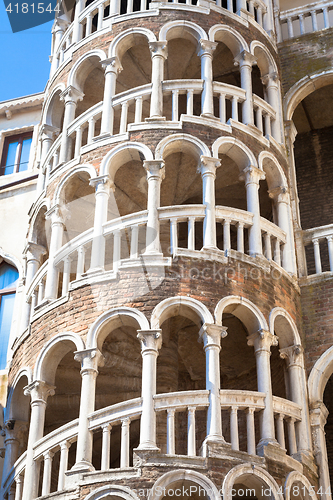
[247,329,278,352]
[268,185,290,203]
[284,120,298,144]
[198,156,221,176]
[234,50,257,67]
[23,241,47,262]
[39,124,60,140]
[261,72,279,87]
[239,165,265,186]
[199,323,228,348]
[143,159,165,181]
[310,401,329,429]
[137,329,163,352]
[45,204,66,224]
[101,56,123,74]
[197,39,218,58]
[89,175,115,193]
[24,380,55,403]
[51,17,68,34]
[60,85,84,104]
[74,348,105,372]
[149,41,168,59]
[280,344,304,367]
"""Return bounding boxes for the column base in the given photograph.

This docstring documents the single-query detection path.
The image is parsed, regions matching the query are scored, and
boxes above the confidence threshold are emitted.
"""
[200,436,231,458]
[145,116,166,122]
[133,447,161,467]
[257,440,304,473]
[70,460,95,473]
[200,113,219,120]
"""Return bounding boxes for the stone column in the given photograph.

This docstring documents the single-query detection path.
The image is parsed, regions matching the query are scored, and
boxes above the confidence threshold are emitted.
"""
[20,242,46,332]
[239,166,265,256]
[149,41,168,120]
[144,160,165,254]
[137,329,162,449]
[72,348,104,471]
[310,403,331,500]
[1,421,27,486]
[280,345,312,455]
[22,381,55,500]
[72,0,85,43]
[100,57,123,136]
[44,205,65,301]
[198,156,221,249]
[200,323,228,442]
[262,72,282,142]
[59,86,84,164]
[198,40,217,118]
[234,51,256,126]
[89,175,114,271]
[247,329,278,451]
[269,186,297,274]
[50,19,67,75]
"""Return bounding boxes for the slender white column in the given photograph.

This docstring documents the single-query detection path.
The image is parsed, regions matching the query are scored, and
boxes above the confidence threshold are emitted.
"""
[167,409,176,455]
[313,239,322,274]
[234,51,256,126]
[42,450,54,496]
[280,345,312,455]
[89,175,113,271]
[240,166,265,256]
[187,407,196,456]
[110,0,121,15]
[59,86,84,164]
[198,40,217,118]
[14,476,23,500]
[149,42,168,119]
[1,422,25,486]
[137,329,162,449]
[262,72,282,143]
[246,408,256,455]
[276,413,286,449]
[236,0,246,12]
[144,160,165,254]
[200,323,228,442]
[39,124,58,166]
[230,407,239,450]
[327,236,333,271]
[101,424,112,470]
[72,0,85,43]
[269,187,296,273]
[22,381,55,500]
[72,349,104,471]
[120,417,130,468]
[50,19,67,75]
[310,403,332,500]
[198,156,221,249]
[247,330,278,451]
[44,205,65,301]
[58,440,70,490]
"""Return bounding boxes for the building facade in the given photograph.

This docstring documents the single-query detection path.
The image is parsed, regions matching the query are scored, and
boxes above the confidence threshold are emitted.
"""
[1,1,333,500]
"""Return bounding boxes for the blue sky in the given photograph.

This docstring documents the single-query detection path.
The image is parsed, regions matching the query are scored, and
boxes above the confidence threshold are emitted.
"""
[0,3,53,102]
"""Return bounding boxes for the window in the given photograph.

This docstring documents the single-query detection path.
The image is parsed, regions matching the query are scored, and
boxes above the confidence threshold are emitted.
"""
[0,263,19,370]
[0,132,33,176]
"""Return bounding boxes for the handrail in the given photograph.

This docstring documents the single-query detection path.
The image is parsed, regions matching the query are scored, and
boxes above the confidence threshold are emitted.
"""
[89,397,143,430]
[260,216,286,243]
[33,418,79,460]
[154,390,209,410]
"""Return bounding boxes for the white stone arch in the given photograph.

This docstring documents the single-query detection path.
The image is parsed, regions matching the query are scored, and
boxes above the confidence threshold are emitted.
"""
[27,197,50,243]
[5,367,33,422]
[159,20,207,43]
[108,27,157,60]
[85,485,141,500]
[0,247,23,278]
[41,83,66,127]
[215,295,268,334]
[269,307,301,348]
[87,307,150,351]
[149,469,221,500]
[151,296,214,330]
[34,332,85,385]
[53,163,97,205]
[212,137,258,171]
[284,69,333,122]
[100,141,154,180]
[155,133,211,161]
[250,40,278,76]
[258,151,288,190]
[308,346,333,405]
[209,24,248,57]
[284,471,318,500]
[222,463,283,500]
[67,49,107,91]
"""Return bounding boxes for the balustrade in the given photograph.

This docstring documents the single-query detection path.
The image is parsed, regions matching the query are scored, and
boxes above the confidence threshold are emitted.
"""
[279,1,333,41]
[302,223,333,277]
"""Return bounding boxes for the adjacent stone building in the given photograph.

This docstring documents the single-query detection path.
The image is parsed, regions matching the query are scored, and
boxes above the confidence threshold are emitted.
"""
[1,1,333,500]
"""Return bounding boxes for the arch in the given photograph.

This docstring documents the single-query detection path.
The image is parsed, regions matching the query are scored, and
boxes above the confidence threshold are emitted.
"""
[0,248,23,278]
[159,20,207,43]
[149,470,221,500]
[250,41,278,76]
[34,332,85,384]
[258,151,288,190]
[151,296,214,330]
[155,134,211,161]
[212,137,257,171]
[308,346,333,405]
[100,141,153,179]
[41,83,66,127]
[5,368,32,421]
[222,464,283,500]
[284,472,318,500]
[215,295,268,334]
[53,163,97,205]
[87,307,150,351]
[67,49,107,91]
[209,24,248,57]
[27,198,50,242]
[284,69,333,122]
[269,307,301,348]
[85,485,141,500]
[108,27,157,60]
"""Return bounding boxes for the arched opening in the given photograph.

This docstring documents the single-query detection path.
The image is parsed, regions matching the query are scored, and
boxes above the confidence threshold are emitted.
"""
[45,89,65,133]
[31,205,51,264]
[5,374,30,466]
[0,261,19,370]
[223,465,282,500]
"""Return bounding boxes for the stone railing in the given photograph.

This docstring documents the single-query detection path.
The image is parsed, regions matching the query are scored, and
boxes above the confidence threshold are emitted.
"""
[278,0,333,41]
[253,94,276,137]
[163,80,204,121]
[302,223,333,276]
[3,390,303,499]
[260,216,286,267]
[213,82,246,124]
